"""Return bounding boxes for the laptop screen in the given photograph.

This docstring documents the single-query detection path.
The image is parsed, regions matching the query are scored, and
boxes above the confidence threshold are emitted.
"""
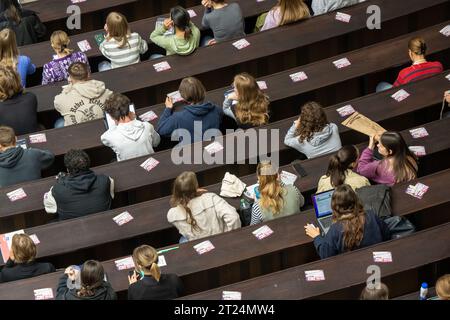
[312,189,334,218]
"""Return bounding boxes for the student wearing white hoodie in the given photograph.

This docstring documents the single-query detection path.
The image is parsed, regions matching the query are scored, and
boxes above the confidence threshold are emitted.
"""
[101,93,160,162]
[311,0,361,16]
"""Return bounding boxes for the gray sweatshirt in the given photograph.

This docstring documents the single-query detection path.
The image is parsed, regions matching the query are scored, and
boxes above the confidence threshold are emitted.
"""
[202,3,245,42]
[284,122,342,159]
[312,0,362,16]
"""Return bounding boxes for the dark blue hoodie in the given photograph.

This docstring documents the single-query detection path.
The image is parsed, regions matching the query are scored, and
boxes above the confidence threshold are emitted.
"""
[157,102,223,144]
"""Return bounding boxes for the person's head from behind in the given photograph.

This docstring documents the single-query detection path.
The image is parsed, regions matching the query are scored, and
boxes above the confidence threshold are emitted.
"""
[360,282,389,300]
[0,64,22,102]
[170,6,192,39]
[436,274,450,300]
[171,171,201,231]
[64,149,90,175]
[408,37,427,62]
[105,12,130,48]
[278,0,310,26]
[50,30,73,56]
[257,161,284,215]
[377,131,418,183]
[10,234,36,263]
[326,145,360,188]
[0,0,21,23]
[0,28,18,67]
[295,101,329,143]
[77,260,105,298]
[179,77,206,105]
[68,62,89,84]
[104,93,132,123]
[233,73,269,126]
[132,245,161,281]
[0,126,15,152]
[331,184,365,251]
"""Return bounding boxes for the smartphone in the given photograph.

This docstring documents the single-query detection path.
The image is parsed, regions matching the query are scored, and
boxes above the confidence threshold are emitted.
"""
[128,270,142,280]
[292,162,307,177]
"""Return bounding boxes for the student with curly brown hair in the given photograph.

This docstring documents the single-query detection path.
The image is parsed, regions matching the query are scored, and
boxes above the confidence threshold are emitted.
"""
[284,101,342,159]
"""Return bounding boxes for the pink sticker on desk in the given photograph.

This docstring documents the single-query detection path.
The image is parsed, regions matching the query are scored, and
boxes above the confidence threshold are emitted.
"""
[333,58,351,69]
[406,183,429,200]
[232,39,250,50]
[335,12,351,23]
[29,133,47,144]
[188,9,197,18]
[7,188,27,202]
[34,288,54,300]
[440,25,450,37]
[114,256,135,271]
[391,89,410,102]
[257,81,268,90]
[289,71,308,83]
[409,146,426,157]
[336,105,356,117]
[153,61,171,72]
[305,270,325,282]
[194,240,215,255]
[139,110,158,122]
[77,40,92,52]
[29,234,40,245]
[373,251,393,263]
[113,211,134,226]
[140,157,160,172]
[204,142,224,155]
[409,127,429,139]
[252,225,274,240]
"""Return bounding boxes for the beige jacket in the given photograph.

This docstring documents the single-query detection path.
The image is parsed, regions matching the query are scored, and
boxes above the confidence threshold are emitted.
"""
[317,169,370,193]
[167,192,241,241]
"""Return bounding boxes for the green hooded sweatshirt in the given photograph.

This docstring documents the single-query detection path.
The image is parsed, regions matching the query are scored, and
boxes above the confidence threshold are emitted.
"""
[150,22,200,56]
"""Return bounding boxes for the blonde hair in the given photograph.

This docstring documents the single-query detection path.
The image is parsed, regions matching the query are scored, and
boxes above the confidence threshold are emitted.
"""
[436,274,450,300]
[0,28,19,69]
[132,245,161,282]
[50,30,73,55]
[408,37,427,56]
[233,73,269,126]
[277,0,311,26]
[257,161,285,215]
[0,64,22,102]
[106,12,131,49]
[11,234,36,264]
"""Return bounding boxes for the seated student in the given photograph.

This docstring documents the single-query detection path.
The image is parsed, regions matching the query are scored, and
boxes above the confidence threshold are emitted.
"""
[223,73,270,129]
[304,184,390,259]
[128,245,184,300]
[0,234,55,283]
[261,0,310,31]
[101,93,160,162]
[0,0,45,46]
[150,6,200,58]
[54,62,113,128]
[157,77,222,145]
[0,0,34,18]
[0,28,35,87]
[436,274,450,300]
[56,260,117,300]
[250,161,305,225]
[311,0,360,16]
[0,65,38,135]
[359,282,389,300]
[356,132,418,186]
[42,30,90,85]
[201,0,245,46]
[0,126,54,188]
[284,102,342,159]
[43,149,115,221]
[317,145,370,193]
[99,12,148,71]
[376,37,444,92]
[167,171,241,242]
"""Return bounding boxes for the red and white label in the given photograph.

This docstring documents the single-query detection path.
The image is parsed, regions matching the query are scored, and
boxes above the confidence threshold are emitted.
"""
[257,81,268,90]
[77,40,92,52]
[373,251,393,263]
[409,127,429,139]
[305,270,325,282]
[34,288,54,300]
[335,12,351,23]
[194,240,215,255]
[252,225,274,240]
[391,89,410,102]
[29,133,47,144]
[7,188,27,202]
[333,58,351,69]
[204,142,224,155]
[139,110,158,122]
[336,105,356,117]
[440,25,450,37]
[115,256,135,271]
[153,61,171,72]
[289,71,308,82]
[140,157,160,172]
[113,211,134,226]
[232,39,250,50]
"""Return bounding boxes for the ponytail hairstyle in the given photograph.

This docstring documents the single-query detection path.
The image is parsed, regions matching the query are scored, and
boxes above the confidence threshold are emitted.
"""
[132,245,161,282]
[50,30,73,56]
[331,184,366,251]
[105,12,131,49]
[379,132,418,183]
[408,37,427,56]
[77,260,105,298]
[0,28,18,69]
[295,101,329,143]
[326,145,359,188]
[257,161,285,215]
[170,6,192,40]
[1,0,21,24]
[170,171,202,232]
[278,0,311,26]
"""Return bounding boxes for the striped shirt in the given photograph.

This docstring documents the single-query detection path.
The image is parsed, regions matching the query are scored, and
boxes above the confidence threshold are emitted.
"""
[99,32,148,69]
[393,61,443,87]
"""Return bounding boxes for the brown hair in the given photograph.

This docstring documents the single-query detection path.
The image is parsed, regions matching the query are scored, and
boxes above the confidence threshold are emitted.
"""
[171,171,202,232]
[360,283,389,300]
[233,73,270,126]
[277,0,310,26]
[77,260,105,298]
[11,234,36,264]
[170,6,192,40]
[132,245,161,282]
[436,274,450,300]
[0,64,22,101]
[295,101,329,143]
[104,93,131,121]
[0,125,15,147]
[179,77,206,104]
[68,62,89,81]
[2,1,21,24]
[408,37,427,56]
[106,12,130,49]
[50,30,73,55]
[257,161,285,215]
[0,28,18,69]
[331,184,366,251]
[326,145,359,188]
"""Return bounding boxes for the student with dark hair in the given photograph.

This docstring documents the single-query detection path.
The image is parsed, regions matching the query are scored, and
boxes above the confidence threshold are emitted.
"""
[317,145,370,192]
[43,149,115,221]
[150,6,200,57]
[304,184,390,259]
[360,282,389,300]
[128,245,184,300]
[53,62,113,128]
[157,77,222,145]
[357,132,418,186]
[0,126,54,187]
[57,260,117,300]
[0,234,55,283]
[101,93,160,162]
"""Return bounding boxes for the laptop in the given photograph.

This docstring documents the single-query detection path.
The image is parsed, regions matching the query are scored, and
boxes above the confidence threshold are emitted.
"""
[311,189,335,234]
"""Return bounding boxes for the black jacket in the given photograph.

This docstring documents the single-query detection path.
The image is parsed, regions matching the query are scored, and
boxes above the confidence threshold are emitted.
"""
[0,13,46,46]
[0,259,55,283]
[0,92,39,136]
[128,274,184,300]
[56,274,117,300]
[0,146,54,188]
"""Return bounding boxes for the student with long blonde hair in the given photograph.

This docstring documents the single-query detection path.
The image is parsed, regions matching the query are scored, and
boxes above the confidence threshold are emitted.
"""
[0,28,34,87]
[99,12,148,71]
[167,171,240,242]
[223,73,270,129]
[250,161,304,225]
[261,0,310,31]
[42,30,89,85]
[128,245,183,300]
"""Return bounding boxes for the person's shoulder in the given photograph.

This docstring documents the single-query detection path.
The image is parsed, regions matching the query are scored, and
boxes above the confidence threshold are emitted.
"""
[429,61,444,69]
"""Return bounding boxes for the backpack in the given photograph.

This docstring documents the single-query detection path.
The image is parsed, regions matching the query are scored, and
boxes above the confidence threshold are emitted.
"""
[355,184,392,219]
[382,215,416,239]
[238,193,254,227]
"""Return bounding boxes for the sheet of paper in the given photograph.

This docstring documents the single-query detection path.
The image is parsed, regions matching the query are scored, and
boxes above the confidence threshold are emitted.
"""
[305,270,325,281]
[336,105,356,117]
[113,211,134,226]
[167,91,183,103]
[194,240,215,255]
[29,133,47,144]
[29,234,40,245]
[406,183,429,200]
[333,58,351,69]
[289,71,308,82]
[408,146,426,157]
[439,25,450,37]
[34,288,54,300]
[373,251,393,263]
[280,170,297,186]
[204,142,224,155]
[115,257,135,270]
[77,40,92,52]
[140,157,160,172]
[153,61,171,72]
[257,81,267,90]
[409,127,429,139]
[391,89,410,102]
[232,39,250,50]
[252,225,274,240]
[7,188,27,202]
[139,110,158,122]
[244,183,259,199]
[341,112,386,137]
[157,255,167,267]
[335,12,351,23]
[222,291,242,300]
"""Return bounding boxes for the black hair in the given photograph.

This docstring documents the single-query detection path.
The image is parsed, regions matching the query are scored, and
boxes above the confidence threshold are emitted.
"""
[170,6,192,40]
[64,149,91,175]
